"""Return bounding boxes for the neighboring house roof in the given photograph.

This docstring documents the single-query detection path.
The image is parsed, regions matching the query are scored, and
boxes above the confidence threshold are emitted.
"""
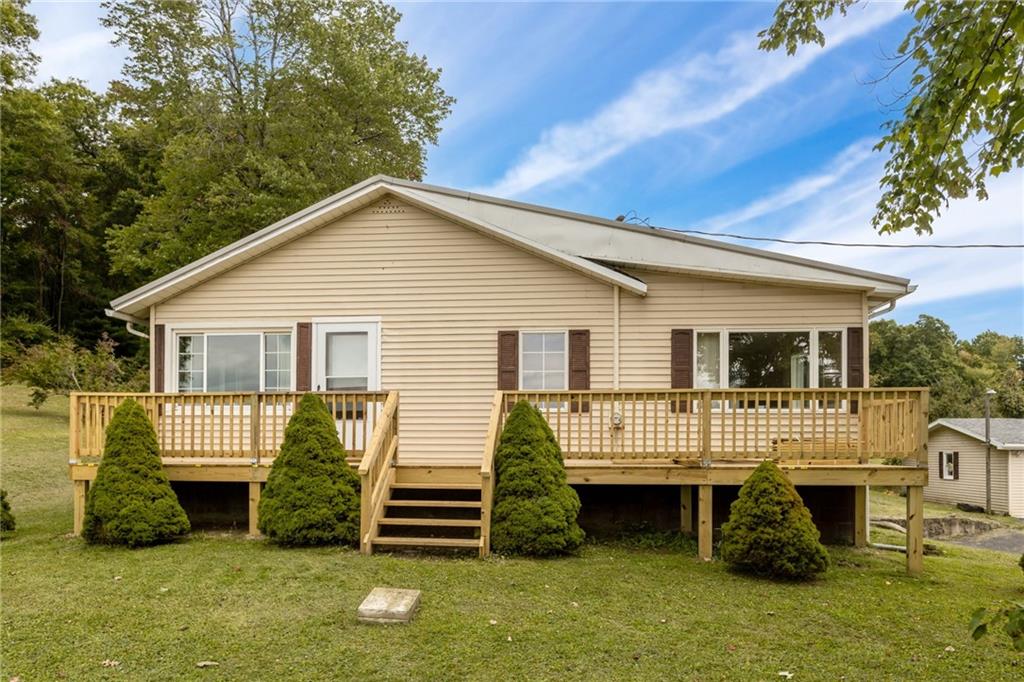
[109,175,915,319]
[928,418,1024,450]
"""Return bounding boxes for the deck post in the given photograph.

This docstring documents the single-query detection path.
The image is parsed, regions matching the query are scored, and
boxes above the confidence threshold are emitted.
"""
[360,472,372,555]
[854,485,868,548]
[698,484,713,561]
[680,485,693,535]
[73,480,88,535]
[249,393,260,465]
[906,485,924,575]
[248,481,262,537]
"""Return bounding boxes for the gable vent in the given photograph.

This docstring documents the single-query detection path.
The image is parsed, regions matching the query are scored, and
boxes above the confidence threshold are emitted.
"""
[369,198,407,214]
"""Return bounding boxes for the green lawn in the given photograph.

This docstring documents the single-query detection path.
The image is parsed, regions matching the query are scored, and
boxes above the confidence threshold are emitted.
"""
[2,385,1022,680]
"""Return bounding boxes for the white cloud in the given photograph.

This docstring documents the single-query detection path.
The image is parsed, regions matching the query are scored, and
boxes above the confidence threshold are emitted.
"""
[691,141,1024,311]
[480,3,904,197]
[30,1,125,90]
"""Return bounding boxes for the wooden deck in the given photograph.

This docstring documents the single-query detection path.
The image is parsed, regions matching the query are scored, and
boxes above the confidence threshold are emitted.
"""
[68,388,930,573]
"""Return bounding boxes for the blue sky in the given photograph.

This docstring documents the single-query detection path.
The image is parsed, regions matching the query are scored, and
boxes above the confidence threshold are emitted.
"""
[29,1,1024,339]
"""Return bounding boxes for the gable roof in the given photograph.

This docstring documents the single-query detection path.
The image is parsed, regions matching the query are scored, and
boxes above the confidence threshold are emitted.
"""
[929,418,1024,450]
[110,175,914,318]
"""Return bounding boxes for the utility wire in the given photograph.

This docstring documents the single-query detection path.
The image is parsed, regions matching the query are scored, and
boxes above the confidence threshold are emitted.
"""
[619,211,1023,248]
[671,229,1024,248]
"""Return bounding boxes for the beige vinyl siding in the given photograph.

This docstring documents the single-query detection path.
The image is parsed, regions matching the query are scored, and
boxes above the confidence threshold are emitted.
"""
[926,426,1010,513]
[1009,452,1024,518]
[617,269,865,388]
[155,196,874,465]
[156,197,615,464]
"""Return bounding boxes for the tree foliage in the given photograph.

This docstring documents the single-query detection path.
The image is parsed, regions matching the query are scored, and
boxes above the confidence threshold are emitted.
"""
[720,460,829,580]
[258,394,361,546]
[1,490,16,532]
[0,0,452,361]
[491,400,585,556]
[6,334,147,408]
[83,399,190,546]
[101,0,454,281]
[760,0,1024,235]
[870,316,1023,419]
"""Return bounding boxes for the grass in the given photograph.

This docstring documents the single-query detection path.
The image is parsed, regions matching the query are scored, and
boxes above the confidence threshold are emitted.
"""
[870,486,1024,529]
[2,384,1023,680]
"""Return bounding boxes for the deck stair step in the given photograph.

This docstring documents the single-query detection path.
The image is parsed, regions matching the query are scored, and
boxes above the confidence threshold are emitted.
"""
[371,536,480,549]
[378,517,481,528]
[385,493,479,503]
[369,481,485,554]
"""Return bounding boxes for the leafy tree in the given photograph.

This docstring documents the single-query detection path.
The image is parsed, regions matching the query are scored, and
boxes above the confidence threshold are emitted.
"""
[761,1,1024,235]
[870,316,1024,419]
[7,334,147,407]
[83,399,190,546]
[720,460,829,580]
[970,603,1024,652]
[102,0,454,281]
[491,400,584,556]
[258,394,361,546]
[1,490,16,532]
[0,0,39,87]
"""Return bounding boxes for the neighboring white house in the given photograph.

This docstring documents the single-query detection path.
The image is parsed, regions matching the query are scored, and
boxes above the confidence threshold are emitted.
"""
[926,418,1024,517]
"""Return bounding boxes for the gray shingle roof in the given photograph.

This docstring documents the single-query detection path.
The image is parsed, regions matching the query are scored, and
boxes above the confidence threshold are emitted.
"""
[929,418,1024,449]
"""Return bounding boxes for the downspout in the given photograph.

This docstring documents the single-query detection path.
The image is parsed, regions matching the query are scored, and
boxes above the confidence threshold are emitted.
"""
[105,308,150,339]
[613,285,620,389]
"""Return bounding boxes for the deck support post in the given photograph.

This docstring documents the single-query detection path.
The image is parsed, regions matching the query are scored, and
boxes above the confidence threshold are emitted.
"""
[248,481,262,537]
[680,485,693,535]
[698,484,713,561]
[73,480,88,536]
[906,485,924,575]
[854,485,868,548]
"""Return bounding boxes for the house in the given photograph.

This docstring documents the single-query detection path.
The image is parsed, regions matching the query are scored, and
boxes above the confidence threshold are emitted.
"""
[71,175,930,572]
[926,418,1024,518]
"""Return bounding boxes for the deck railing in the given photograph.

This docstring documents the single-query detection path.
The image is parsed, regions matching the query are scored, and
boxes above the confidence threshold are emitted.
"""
[478,391,504,558]
[358,391,400,553]
[496,388,929,464]
[68,391,390,462]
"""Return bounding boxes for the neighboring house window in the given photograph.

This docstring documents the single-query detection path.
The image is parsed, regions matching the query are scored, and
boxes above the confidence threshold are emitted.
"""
[694,330,844,389]
[520,331,567,390]
[176,331,293,392]
[939,451,959,480]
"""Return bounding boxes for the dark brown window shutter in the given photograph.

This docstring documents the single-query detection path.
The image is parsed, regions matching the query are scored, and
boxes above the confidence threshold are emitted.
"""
[671,329,694,413]
[296,322,312,392]
[153,324,165,392]
[568,329,590,412]
[846,327,865,387]
[953,451,960,480]
[938,451,945,479]
[846,326,865,414]
[497,331,518,390]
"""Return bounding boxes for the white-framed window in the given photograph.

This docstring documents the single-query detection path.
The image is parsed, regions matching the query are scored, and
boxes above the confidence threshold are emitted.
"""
[519,331,567,390]
[313,321,380,392]
[694,329,846,389]
[175,331,293,393]
[939,451,958,480]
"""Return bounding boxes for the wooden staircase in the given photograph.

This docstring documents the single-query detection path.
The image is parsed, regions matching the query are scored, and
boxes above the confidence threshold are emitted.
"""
[367,482,484,554]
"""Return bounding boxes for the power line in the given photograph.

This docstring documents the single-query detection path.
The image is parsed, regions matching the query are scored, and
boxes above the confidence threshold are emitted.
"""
[619,212,1023,248]
[672,228,1024,249]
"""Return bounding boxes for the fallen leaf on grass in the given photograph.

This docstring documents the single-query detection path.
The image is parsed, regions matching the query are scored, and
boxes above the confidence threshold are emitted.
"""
[196,661,219,668]
[944,646,955,653]
[778,672,793,679]
[100,660,120,668]
[488,619,497,626]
